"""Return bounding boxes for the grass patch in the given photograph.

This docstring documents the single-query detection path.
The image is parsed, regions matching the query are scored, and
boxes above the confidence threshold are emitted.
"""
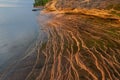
[110,11,120,17]
[106,4,120,11]
[85,39,106,50]
[108,27,118,32]
[114,4,120,11]
[85,39,96,48]
[106,4,114,9]
[40,42,47,50]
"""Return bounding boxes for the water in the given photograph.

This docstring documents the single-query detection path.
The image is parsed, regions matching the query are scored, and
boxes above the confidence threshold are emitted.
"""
[0,0,33,7]
[0,0,39,72]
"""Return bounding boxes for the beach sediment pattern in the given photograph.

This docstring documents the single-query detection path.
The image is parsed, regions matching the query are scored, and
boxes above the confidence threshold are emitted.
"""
[26,13,120,80]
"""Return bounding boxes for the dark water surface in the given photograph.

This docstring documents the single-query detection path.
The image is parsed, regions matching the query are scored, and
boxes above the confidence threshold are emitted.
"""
[0,0,39,72]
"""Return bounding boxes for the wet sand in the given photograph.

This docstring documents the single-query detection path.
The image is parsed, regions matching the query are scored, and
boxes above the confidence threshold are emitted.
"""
[23,11,120,80]
[1,10,120,80]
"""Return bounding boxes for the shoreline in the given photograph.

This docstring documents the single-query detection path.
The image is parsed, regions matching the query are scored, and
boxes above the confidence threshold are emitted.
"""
[24,9,120,80]
[0,12,49,79]
[1,0,120,79]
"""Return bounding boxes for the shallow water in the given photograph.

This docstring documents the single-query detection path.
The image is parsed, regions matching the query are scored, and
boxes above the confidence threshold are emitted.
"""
[0,0,39,72]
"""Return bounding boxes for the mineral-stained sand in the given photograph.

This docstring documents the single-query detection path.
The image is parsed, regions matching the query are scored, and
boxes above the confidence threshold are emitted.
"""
[1,11,120,80]
[25,12,120,80]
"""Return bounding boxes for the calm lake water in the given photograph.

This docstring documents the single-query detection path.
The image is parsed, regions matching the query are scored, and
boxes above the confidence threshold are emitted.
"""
[0,0,39,72]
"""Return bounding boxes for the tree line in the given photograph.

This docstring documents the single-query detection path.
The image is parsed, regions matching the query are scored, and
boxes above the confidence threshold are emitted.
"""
[34,0,50,6]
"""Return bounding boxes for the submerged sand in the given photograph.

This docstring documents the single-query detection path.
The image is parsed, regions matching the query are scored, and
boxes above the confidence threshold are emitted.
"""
[26,11,120,80]
[1,10,120,80]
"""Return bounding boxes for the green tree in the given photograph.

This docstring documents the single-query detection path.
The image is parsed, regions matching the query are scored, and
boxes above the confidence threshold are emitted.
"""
[34,0,50,6]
